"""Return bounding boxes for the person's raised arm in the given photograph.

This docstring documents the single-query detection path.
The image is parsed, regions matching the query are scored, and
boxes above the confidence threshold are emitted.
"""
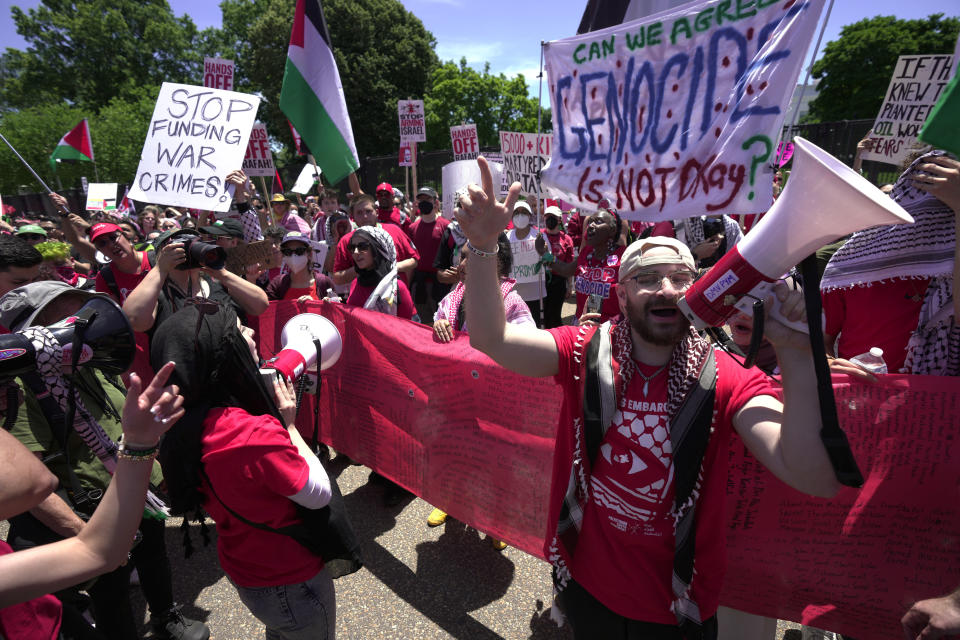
[852,131,874,174]
[203,266,269,317]
[0,362,184,607]
[123,242,184,332]
[733,283,839,498]
[48,193,97,263]
[0,429,58,521]
[458,157,559,377]
[348,172,363,197]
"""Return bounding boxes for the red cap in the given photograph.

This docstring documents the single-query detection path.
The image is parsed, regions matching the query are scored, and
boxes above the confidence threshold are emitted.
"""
[375,182,393,194]
[87,222,122,242]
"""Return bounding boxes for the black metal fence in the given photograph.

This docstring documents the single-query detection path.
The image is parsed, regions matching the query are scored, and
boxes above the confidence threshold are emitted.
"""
[3,119,905,217]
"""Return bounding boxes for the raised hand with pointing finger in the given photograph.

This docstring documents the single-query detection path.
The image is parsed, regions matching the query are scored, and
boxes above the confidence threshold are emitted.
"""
[455,156,522,252]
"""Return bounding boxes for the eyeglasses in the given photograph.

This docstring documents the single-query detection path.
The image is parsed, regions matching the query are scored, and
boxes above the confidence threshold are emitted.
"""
[625,270,697,292]
[19,234,46,242]
[348,242,372,253]
[281,247,309,256]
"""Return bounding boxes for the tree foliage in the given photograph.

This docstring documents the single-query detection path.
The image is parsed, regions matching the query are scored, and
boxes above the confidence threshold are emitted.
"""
[0,0,208,113]
[806,13,960,123]
[423,59,550,152]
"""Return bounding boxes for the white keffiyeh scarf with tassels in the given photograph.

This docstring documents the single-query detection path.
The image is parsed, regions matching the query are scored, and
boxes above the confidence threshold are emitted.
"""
[21,326,168,516]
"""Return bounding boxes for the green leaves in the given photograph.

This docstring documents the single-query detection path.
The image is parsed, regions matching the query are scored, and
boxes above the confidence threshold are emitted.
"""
[806,13,960,124]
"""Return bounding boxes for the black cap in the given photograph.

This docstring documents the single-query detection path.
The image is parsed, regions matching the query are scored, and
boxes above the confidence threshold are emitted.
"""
[417,186,438,199]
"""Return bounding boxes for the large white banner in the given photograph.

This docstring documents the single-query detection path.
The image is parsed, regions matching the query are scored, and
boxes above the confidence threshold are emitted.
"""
[128,83,260,212]
[862,54,954,167]
[242,123,275,177]
[542,0,824,220]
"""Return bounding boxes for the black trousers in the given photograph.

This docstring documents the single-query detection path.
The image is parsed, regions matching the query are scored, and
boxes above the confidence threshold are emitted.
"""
[542,274,568,329]
[524,298,543,328]
[557,577,718,640]
[8,513,174,640]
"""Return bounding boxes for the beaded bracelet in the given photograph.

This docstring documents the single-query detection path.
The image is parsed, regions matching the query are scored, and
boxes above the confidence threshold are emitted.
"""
[117,436,160,462]
[466,240,498,258]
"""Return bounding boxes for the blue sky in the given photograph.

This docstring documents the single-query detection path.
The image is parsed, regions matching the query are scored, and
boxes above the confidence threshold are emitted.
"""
[1,0,957,101]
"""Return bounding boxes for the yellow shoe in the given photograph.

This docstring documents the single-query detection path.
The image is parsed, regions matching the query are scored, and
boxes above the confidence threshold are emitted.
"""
[491,538,507,551]
[427,508,448,527]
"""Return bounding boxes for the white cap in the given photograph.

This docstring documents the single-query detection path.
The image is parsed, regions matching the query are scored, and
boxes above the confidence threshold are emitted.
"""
[513,201,532,214]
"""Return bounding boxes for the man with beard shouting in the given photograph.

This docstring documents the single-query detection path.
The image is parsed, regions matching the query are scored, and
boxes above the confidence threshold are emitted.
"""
[457,157,838,640]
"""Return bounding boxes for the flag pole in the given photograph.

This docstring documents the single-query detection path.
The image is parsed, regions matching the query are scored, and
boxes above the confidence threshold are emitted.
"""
[411,142,418,196]
[93,160,101,182]
[258,176,275,226]
[0,132,55,194]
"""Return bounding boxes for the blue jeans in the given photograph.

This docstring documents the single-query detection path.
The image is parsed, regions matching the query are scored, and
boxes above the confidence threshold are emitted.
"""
[234,570,336,640]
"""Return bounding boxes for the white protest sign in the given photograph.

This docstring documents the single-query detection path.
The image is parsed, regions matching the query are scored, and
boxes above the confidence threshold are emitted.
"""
[542,0,824,220]
[499,132,552,197]
[399,142,415,167]
[128,82,260,212]
[85,183,118,211]
[203,57,235,91]
[398,100,426,143]
[441,159,503,219]
[483,151,508,196]
[243,123,275,177]
[508,231,541,284]
[293,164,321,194]
[450,124,479,161]
[862,54,954,166]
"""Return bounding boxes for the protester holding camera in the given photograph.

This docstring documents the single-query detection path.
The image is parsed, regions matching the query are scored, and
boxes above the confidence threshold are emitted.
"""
[0,282,208,640]
[150,302,337,640]
[266,231,336,302]
[122,228,268,335]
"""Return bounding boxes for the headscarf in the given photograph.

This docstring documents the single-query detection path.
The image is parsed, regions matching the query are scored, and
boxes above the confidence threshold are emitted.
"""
[353,227,399,316]
[150,301,279,516]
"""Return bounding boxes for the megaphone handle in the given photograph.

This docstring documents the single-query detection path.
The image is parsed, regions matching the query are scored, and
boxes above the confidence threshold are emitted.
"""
[734,281,816,335]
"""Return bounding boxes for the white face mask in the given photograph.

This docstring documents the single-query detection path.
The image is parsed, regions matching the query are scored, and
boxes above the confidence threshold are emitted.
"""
[513,213,530,229]
[283,254,310,273]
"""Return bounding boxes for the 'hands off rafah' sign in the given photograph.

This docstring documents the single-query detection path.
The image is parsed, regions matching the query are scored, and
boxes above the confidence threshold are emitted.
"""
[542,0,824,221]
[129,83,260,212]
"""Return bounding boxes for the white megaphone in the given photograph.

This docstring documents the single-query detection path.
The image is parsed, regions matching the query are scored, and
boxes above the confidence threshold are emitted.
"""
[677,136,915,331]
[260,313,342,383]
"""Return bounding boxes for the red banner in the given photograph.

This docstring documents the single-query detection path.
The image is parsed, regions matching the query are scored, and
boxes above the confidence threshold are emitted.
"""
[253,302,960,639]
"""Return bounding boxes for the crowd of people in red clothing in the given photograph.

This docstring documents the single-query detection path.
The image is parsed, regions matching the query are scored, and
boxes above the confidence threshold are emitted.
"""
[0,137,958,640]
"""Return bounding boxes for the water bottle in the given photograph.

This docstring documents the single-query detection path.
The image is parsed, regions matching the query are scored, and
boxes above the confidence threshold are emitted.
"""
[849,347,888,374]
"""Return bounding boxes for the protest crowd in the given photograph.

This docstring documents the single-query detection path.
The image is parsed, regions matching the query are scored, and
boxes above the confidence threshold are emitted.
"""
[1,0,959,639]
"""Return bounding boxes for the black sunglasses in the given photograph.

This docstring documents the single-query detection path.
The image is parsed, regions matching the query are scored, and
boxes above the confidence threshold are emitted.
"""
[281,247,309,256]
[349,241,372,253]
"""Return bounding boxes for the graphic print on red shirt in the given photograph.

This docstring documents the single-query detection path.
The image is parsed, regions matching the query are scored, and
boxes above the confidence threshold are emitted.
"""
[575,245,626,321]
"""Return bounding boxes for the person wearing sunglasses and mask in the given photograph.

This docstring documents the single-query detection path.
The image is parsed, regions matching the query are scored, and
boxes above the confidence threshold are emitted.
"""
[344,226,415,320]
[265,231,335,303]
[506,201,547,326]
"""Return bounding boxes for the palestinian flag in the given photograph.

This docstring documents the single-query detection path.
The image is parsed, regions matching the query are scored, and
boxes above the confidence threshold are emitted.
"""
[280,0,358,184]
[50,119,94,171]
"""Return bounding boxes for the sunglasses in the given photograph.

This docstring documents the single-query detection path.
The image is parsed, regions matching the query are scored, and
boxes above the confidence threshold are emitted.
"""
[93,232,122,248]
[349,241,372,253]
[281,247,309,256]
[20,234,46,242]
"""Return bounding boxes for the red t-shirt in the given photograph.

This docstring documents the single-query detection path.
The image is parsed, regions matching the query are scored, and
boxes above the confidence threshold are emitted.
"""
[200,407,324,588]
[333,224,420,286]
[0,542,61,639]
[575,245,627,321]
[821,278,929,373]
[548,326,775,623]
[545,231,575,263]
[378,205,409,230]
[344,279,415,320]
[95,251,153,383]
[405,217,450,273]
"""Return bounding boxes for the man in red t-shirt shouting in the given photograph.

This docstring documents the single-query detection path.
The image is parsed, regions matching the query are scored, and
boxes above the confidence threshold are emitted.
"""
[456,157,839,640]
